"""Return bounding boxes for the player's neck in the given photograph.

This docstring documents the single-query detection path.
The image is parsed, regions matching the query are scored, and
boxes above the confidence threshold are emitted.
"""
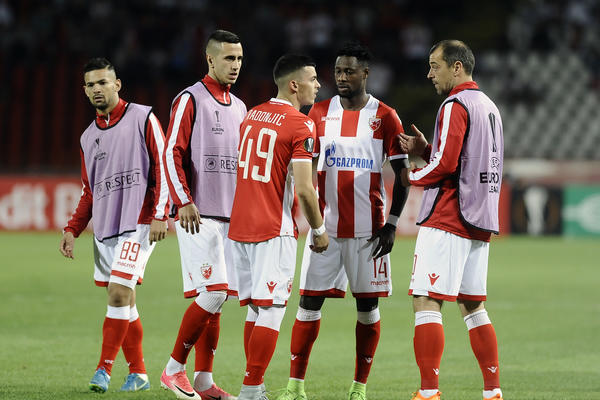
[276,92,300,110]
[340,92,369,111]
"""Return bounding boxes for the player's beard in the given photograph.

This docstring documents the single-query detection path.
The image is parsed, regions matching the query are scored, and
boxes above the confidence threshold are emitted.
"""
[337,87,359,99]
[91,98,109,112]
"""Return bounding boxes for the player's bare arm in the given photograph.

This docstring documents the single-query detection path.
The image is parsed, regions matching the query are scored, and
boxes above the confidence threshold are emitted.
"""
[149,219,168,244]
[59,231,75,259]
[178,203,202,234]
[399,124,428,155]
[368,158,409,258]
[292,160,329,253]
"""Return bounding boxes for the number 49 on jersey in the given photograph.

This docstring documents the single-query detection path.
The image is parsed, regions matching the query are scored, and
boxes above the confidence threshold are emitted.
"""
[238,124,278,183]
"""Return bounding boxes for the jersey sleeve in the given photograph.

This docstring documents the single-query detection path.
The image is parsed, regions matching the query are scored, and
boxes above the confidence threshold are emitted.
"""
[409,101,468,186]
[64,148,93,237]
[145,112,170,220]
[163,92,195,208]
[307,102,326,157]
[291,115,316,162]
[382,108,407,160]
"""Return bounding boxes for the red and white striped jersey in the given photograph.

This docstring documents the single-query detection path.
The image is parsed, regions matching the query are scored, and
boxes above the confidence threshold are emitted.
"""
[228,98,315,243]
[310,95,407,238]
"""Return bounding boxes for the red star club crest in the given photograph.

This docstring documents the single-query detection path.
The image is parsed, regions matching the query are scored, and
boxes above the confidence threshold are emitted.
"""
[368,116,381,131]
[201,263,212,279]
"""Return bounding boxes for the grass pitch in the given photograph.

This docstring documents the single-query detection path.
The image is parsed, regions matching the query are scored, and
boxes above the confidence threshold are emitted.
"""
[0,232,598,399]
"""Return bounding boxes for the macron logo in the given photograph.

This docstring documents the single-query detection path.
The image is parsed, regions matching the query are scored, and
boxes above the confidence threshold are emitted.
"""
[365,357,373,364]
[428,273,440,286]
[183,342,193,349]
[266,281,277,293]
[487,366,498,373]
[433,368,439,376]
[304,120,314,132]
[291,354,298,360]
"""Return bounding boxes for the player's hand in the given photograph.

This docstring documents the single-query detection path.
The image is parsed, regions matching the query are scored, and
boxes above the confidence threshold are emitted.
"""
[178,203,202,234]
[310,231,329,253]
[149,219,168,244]
[399,124,428,155]
[59,231,75,259]
[368,223,396,259]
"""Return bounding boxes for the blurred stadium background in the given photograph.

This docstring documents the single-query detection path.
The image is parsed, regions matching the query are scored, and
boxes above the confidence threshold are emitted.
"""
[0,0,599,237]
[1,2,599,399]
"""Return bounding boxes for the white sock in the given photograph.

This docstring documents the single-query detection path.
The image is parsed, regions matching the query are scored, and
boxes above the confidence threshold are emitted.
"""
[296,307,321,322]
[357,308,380,325]
[129,304,139,322]
[106,305,130,320]
[165,356,185,375]
[194,371,214,391]
[419,389,439,397]
[246,304,259,322]
[464,309,491,330]
[195,291,227,314]
[255,306,286,331]
[414,310,442,326]
[483,388,502,399]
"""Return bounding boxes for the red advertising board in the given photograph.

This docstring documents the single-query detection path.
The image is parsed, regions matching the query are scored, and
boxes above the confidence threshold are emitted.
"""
[0,175,509,236]
[0,176,82,231]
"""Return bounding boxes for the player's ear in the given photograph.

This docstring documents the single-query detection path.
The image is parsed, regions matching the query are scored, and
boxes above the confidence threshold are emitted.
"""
[206,53,213,68]
[453,61,462,75]
[289,79,299,93]
[115,79,122,92]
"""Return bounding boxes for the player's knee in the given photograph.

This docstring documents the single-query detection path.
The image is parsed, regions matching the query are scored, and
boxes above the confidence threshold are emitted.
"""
[458,299,484,315]
[299,295,325,311]
[107,283,133,307]
[195,290,227,314]
[356,297,378,312]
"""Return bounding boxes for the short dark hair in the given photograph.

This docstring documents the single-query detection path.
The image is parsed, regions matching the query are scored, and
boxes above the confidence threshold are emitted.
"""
[207,29,241,46]
[430,40,475,75]
[336,41,372,65]
[83,57,116,74]
[273,54,316,83]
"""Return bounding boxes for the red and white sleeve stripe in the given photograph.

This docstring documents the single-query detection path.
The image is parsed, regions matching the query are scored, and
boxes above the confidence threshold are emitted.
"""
[164,93,195,207]
[409,101,467,187]
[64,148,93,237]
[146,112,169,220]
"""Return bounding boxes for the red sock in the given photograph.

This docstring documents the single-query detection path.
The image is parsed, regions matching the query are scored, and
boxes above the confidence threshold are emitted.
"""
[290,319,320,379]
[171,301,212,364]
[243,321,255,360]
[195,312,221,372]
[122,317,146,373]
[243,326,279,385]
[97,317,130,375]
[354,321,380,383]
[414,323,444,389]
[469,324,500,390]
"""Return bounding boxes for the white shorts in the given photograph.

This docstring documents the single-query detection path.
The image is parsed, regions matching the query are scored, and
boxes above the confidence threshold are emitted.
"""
[175,218,237,298]
[93,224,155,289]
[232,236,297,306]
[300,234,392,298]
[408,226,489,301]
